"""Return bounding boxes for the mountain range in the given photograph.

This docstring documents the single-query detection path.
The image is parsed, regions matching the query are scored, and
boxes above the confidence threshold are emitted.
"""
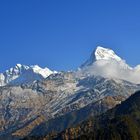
[0,64,57,86]
[1,46,140,86]
[0,46,140,140]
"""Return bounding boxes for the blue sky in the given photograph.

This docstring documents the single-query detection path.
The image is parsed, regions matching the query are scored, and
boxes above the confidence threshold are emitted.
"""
[0,0,140,72]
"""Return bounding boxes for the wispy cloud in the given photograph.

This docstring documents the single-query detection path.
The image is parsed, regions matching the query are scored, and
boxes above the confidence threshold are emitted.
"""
[79,60,140,84]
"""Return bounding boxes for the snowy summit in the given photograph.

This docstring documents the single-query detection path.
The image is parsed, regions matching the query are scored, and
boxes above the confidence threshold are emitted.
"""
[81,46,122,68]
[95,46,122,61]
[80,46,140,84]
[0,64,56,86]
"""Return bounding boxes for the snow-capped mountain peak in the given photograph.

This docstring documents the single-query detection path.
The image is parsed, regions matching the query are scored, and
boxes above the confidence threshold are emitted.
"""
[4,64,29,81]
[79,46,140,84]
[81,46,123,68]
[30,65,54,78]
[0,64,55,86]
[95,46,122,61]
[15,63,22,68]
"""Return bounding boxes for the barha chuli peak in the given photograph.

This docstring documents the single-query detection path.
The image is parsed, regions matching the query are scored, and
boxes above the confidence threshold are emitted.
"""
[81,46,122,67]
[80,46,140,84]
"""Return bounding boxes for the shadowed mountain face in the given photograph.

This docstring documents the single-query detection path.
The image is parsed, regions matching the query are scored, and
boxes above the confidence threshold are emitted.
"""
[40,91,140,140]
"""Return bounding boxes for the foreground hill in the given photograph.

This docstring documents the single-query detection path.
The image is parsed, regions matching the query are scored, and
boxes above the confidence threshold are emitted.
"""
[42,90,140,140]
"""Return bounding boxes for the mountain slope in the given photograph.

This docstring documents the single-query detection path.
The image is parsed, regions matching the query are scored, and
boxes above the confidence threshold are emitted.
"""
[0,72,139,140]
[6,74,139,140]
[45,91,140,140]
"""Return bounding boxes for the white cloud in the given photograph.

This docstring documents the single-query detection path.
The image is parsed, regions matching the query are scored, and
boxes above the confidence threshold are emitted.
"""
[79,59,140,84]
